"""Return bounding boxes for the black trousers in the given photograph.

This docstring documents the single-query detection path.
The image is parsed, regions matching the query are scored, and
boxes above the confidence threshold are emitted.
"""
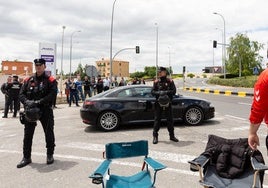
[84,89,91,98]
[4,96,18,117]
[153,103,175,137]
[22,107,55,159]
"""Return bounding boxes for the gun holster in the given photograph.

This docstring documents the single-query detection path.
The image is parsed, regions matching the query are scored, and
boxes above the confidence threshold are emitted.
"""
[19,111,26,125]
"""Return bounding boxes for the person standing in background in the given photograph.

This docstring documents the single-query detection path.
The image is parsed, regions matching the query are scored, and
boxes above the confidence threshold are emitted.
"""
[96,75,103,94]
[103,77,110,91]
[68,78,79,107]
[83,76,91,98]
[76,76,84,101]
[90,76,96,96]
[2,75,22,118]
[64,78,71,104]
[1,76,13,115]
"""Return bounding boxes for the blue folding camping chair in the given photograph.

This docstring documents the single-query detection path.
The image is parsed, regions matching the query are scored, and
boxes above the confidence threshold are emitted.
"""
[89,140,166,188]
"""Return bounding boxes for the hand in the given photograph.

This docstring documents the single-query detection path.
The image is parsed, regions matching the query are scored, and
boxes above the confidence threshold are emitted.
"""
[25,100,36,108]
[248,133,259,150]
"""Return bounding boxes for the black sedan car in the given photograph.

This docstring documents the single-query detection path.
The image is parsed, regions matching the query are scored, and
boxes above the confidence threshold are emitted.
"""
[80,85,215,131]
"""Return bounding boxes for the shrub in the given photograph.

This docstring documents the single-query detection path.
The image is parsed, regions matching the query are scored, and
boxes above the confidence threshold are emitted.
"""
[207,76,258,88]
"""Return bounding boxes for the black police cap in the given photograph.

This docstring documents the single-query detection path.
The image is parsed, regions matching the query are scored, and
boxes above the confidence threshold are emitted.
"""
[34,58,46,65]
[158,66,167,72]
[13,75,18,79]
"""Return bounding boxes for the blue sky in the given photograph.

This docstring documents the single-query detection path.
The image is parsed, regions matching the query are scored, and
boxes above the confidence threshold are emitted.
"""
[1,0,268,74]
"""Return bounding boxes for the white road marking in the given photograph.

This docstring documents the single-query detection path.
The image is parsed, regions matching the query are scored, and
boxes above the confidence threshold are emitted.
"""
[238,102,252,106]
[225,114,247,121]
[64,142,195,164]
[1,147,268,185]
[0,149,197,176]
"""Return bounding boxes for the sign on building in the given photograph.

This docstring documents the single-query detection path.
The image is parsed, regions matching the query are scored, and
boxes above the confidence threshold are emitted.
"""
[39,43,57,76]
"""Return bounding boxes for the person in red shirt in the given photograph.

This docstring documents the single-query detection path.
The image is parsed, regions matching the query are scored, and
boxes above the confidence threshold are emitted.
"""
[248,68,268,150]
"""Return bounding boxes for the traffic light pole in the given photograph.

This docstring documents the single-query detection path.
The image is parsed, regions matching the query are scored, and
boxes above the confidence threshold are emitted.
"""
[112,47,137,60]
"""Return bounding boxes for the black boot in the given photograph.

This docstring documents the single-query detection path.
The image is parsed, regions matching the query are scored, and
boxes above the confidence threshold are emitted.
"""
[17,158,32,168]
[153,136,158,144]
[170,136,179,142]
[47,155,54,165]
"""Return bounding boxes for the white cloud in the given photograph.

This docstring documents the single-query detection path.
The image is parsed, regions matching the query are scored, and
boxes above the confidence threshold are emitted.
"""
[1,0,268,74]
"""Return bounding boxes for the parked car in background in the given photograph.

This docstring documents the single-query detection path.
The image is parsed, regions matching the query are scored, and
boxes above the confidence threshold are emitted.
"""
[80,85,215,131]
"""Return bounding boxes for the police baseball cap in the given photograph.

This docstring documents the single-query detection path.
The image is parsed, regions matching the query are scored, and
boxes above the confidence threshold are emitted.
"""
[158,66,167,72]
[34,58,46,66]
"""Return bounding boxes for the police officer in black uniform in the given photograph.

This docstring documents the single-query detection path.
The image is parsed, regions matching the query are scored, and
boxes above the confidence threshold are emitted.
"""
[151,67,179,144]
[17,58,57,168]
[2,75,22,118]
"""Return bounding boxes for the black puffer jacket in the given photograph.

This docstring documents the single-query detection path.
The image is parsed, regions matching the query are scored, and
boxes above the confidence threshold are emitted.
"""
[202,135,265,179]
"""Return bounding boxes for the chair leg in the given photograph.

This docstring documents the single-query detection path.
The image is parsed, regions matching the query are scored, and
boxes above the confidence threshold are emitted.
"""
[197,165,204,182]
[252,171,259,188]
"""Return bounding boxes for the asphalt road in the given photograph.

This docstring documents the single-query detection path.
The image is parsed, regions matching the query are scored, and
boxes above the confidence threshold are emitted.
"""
[1,87,268,188]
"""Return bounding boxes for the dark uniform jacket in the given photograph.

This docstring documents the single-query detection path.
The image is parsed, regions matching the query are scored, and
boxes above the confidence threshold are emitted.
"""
[20,72,57,107]
[151,77,176,100]
[6,81,22,98]
[83,80,91,91]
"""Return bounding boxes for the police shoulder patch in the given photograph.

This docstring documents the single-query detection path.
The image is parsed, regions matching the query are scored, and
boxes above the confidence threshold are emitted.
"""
[48,76,56,83]
[23,76,31,83]
[167,78,173,83]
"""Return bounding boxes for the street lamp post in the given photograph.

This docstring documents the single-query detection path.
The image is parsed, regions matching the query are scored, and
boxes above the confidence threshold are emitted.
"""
[60,25,66,97]
[214,12,226,79]
[168,46,171,78]
[155,23,159,79]
[69,30,81,79]
[109,0,117,81]
[215,27,224,75]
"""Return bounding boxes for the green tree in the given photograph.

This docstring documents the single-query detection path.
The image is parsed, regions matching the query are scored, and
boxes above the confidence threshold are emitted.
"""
[74,63,86,79]
[144,66,157,78]
[226,33,264,76]
[130,71,145,78]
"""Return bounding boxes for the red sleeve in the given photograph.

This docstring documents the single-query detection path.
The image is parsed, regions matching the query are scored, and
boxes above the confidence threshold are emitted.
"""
[249,69,268,124]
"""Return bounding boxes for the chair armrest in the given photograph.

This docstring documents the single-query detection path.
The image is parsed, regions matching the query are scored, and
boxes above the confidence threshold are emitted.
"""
[144,157,166,171]
[89,159,111,179]
[251,157,268,171]
[188,155,209,172]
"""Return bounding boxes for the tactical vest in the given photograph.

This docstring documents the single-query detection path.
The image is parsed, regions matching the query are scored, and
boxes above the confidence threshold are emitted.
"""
[24,74,53,101]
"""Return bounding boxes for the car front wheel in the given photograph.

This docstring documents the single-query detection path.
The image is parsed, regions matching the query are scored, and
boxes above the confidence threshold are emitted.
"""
[97,111,119,131]
[184,106,204,125]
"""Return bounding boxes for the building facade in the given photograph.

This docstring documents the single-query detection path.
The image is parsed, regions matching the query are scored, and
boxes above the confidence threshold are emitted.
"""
[96,58,129,78]
[1,60,33,76]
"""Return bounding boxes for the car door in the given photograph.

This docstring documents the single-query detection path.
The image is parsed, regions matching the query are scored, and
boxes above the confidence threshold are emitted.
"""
[132,87,155,122]
[114,88,140,122]
[171,95,185,120]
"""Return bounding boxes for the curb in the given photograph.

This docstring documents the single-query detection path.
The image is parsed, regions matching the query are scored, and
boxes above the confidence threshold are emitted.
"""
[184,87,253,97]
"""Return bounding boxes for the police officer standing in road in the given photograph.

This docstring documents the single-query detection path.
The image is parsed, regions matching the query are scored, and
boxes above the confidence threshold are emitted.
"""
[151,67,179,144]
[2,75,22,118]
[17,58,57,168]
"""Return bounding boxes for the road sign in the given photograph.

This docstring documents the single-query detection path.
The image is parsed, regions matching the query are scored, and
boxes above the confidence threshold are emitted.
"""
[86,65,98,77]
[253,67,259,75]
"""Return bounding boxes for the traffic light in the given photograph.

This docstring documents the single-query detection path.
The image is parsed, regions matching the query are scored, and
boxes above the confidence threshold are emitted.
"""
[183,66,186,73]
[135,46,140,54]
[213,40,217,48]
